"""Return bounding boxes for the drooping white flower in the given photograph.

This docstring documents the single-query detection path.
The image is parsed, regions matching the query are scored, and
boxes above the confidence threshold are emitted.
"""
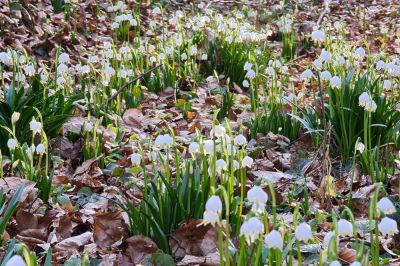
[330,261,342,266]
[349,262,362,266]
[131,153,142,166]
[338,219,353,237]
[211,125,226,138]
[376,60,386,70]
[233,160,240,170]
[295,222,313,242]
[30,119,42,133]
[240,217,264,244]
[244,62,252,71]
[5,255,26,266]
[201,53,208,60]
[7,139,17,150]
[188,142,200,154]
[154,134,173,148]
[358,92,370,107]
[152,6,161,15]
[83,122,93,132]
[330,76,341,88]
[323,231,336,248]
[57,76,66,85]
[205,195,222,213]
[320,70,332,81]
[377,197,396,215]
[241,156,253,168]
[264,230,283,250]
[243,79,250,88]
[247,186,268,213]
[354,47,366,59]
[24,64,35,76]
[320,49,332,63]
[11,112,20,123]
[36,143,45,154]
[202,210,219,226]
[216,159,227,173]
[356,142,365,153]
[364,99,377,112]
[378,217,398,236]
[234,134,247,146]
[58,53,70,64]
[383,80,391,90]
[311,29,325,42]
[245,69,256,79]
[203,140,214,154]
[313,59,322,69]
[300,69,313,81]
[181,52,187,61]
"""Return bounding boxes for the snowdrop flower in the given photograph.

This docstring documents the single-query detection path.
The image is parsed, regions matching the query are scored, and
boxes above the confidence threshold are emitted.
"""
[24,64,35,76]
[201,53,208,60]
[383,80,391,90]
[205,195,222,213]
[244,62,252,71]
[241,156,253,168]
[354,47,366,59]
[11,112,20,123]
[56,76,66,85]
[311,29,325,42]
[378,217,398,236]
[320,70,332,81]
[7,139,17,150]
[245,69,256,79]
[216,159,227,173]
[203,140,214,154]
[377,197,396,215]
[349,262,362,266]
[338,219,353,237]
[30,119,42,133]
[233,160,240,170]
[330,261,342,266]
[364,99,377,112]
[130,153,142,166]
[210,125,226,138]
[265,66,275,76]
[320,49,332,63]
[57,63,68,73]
[264,230,283,250]
[234,134,247,146]
[36,143,45,154]
[295,222,313,242]
[83,122,93,132]
[5,255,26,266]
[247,186,268,213]
[188,142,200,154]
[300,69,313,81]
[41,73,48,83]
[155,134,173,148]
[356,142,365,153]
[202,210,219,226]
[240,217,264,244]
[242,79,250,88]
[152,6,161,15]
[189,46,197,56]
[376,60,386,70]
[58,53,70,64]
[358,92,370,107]
[330,76,341,88]
[181,52,187,61]
[323,231,336,248]
[313,59,322,69]
[111,22,119,29]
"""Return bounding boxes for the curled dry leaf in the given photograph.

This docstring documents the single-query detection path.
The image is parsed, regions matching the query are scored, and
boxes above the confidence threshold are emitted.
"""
[93,211,128,250]
[338,247,357,263]
[170,220,219,260]
[54,232,93,261]
[119,236,159,265]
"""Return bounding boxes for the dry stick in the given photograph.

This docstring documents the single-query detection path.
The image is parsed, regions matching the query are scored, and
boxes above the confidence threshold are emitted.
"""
[107,63,162,103]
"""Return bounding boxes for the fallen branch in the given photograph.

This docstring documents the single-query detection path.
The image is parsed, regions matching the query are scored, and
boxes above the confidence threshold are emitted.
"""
[108,63,162,103]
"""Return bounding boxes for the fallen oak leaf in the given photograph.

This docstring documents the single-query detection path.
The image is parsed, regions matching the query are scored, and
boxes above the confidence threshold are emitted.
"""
[119,236,159,265]
[53,232,93,260]
[93,211,128,250]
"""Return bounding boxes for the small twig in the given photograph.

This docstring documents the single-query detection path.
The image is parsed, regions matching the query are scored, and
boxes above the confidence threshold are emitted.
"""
[107,64,162,103]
